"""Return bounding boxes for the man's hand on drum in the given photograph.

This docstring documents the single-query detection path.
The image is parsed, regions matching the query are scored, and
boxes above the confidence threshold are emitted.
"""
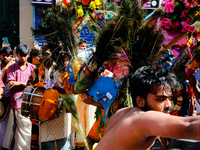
[80,93,103,108]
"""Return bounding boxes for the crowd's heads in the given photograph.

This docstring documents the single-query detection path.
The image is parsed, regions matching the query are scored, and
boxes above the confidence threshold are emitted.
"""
[128,65,180,107]
[15,43,30,56]
[0,47,12,56]
[27,49,41,64]
[0,47,13,65]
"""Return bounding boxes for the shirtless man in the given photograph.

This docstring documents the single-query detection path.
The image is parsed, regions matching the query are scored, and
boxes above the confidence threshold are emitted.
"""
[95,65,200,150]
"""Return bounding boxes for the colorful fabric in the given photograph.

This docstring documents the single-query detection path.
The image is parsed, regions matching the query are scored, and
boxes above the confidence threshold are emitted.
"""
[34,82,46,88]
[74,70,96,93]
[38,89,60,120]
[104,57,129,78]
[61,61,82,94]
[38,63,45,77]
[87,109,106,143]
[0,78,5,88]
[7,62,35,109]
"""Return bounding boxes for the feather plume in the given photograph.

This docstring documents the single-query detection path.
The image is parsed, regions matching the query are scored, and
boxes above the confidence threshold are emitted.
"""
[31,4,77,70]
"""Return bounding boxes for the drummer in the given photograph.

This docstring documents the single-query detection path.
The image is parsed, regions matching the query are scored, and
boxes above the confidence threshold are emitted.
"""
[2,43,35,150]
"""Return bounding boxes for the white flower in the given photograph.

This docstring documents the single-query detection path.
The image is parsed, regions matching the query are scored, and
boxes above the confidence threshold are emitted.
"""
[191,21,200,32]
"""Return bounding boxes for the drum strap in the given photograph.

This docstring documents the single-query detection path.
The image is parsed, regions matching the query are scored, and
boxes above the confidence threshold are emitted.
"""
[21,101,40,106]
[24,92,43,98]
[29,87,39,107]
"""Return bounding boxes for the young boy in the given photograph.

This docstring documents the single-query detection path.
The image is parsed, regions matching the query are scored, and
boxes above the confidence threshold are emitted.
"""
[2,43,35,150]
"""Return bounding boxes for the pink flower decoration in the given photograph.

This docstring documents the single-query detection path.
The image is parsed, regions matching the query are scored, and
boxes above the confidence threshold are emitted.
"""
[184,0,199,8]
[186,17,192,23]
[188,25,194,33]
[172,21,180,29]
[161,0,168,7]
[180,9,188,18]
[164,0,175,13]
[161,18,172,29]
[181,22,189,32]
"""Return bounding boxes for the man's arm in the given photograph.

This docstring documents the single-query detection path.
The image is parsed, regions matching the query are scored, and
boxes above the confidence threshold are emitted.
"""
[7,80,26,90]
[80,92,103,108]
[6,64,26,90]
[136,111,200,140]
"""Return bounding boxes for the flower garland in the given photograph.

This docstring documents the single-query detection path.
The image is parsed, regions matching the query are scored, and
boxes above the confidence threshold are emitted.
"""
[159,0,200,35]
[60,0,102,17]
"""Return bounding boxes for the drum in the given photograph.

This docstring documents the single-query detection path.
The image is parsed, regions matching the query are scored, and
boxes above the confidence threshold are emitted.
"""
[21,86,63,120]
[21,86,44,118]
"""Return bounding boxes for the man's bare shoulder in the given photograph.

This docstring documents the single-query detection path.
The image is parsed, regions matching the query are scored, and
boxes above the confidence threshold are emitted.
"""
[104,107,144,135]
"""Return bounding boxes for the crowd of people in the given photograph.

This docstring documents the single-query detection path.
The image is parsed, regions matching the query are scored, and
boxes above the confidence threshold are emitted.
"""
[0,39,99,150]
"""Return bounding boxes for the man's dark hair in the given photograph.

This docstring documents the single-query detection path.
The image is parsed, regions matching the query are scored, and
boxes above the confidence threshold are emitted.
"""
[0,47,12,55]
[16,43,29,56]
[78,39,87,46]
[128,65,180,106]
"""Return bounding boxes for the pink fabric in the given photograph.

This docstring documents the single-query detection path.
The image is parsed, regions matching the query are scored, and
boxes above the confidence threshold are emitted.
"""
[7,62,35,109]
[0,78,5,88]
[151,17,185,49]
[171,49,180,58]
[104,55,130,78]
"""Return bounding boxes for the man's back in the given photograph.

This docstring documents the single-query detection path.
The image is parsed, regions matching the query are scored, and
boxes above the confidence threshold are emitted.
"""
[95,107,157,150]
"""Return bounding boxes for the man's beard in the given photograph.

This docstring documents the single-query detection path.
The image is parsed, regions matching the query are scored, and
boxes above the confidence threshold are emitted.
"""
[1,60,8,65]
[142,100,171,114]
[142,100,154,111]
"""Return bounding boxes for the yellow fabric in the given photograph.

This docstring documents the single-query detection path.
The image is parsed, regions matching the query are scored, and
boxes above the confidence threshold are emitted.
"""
[72,95,96,147]
[87,109,105,142]
[61,61,82,94]
[38,89,59,120]
[34,83,46,88]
